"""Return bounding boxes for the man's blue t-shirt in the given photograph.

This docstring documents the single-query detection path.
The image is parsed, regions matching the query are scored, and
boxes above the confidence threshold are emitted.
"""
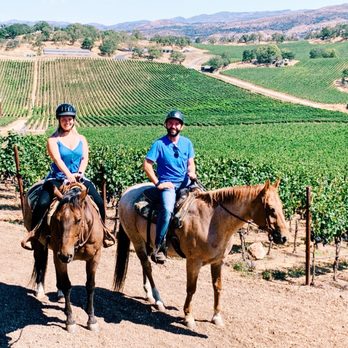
[146,135,194,183]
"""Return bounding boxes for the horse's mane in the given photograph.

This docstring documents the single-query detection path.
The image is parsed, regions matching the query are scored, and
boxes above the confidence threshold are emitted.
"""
[58,186,84,210]
[196,184,263,207]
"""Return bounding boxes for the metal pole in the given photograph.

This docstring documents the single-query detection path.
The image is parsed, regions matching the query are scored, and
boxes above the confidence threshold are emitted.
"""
[305,186,311,285]
[13,145,25,217]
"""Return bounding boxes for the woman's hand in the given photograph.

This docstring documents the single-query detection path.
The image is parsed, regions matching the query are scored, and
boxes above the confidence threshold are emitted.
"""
[66,174,77,183]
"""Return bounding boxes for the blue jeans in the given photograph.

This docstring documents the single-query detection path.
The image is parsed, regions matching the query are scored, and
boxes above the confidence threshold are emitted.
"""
[155,177,190,247]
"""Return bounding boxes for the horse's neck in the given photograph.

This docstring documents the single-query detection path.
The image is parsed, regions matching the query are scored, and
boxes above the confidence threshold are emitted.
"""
[210,186,262,229]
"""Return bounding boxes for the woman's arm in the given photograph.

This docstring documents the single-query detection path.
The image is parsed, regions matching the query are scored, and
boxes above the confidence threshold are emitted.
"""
[78,135,89,175]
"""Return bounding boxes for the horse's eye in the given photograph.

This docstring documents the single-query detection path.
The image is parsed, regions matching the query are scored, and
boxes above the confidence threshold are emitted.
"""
[76,218,81,224]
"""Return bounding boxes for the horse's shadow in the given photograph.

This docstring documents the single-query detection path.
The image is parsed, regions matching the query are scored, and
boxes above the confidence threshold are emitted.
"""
[0,282,207,343]
[0,282,64,347]
[52,285,208,338]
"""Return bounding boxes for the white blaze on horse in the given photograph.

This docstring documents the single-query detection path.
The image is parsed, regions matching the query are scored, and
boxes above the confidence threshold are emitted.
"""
[23,182,105,333]
[114,179,289,329]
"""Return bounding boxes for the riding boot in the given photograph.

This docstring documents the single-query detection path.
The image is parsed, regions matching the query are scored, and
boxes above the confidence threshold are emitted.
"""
[102,222,116,248]
[151,240,167,264]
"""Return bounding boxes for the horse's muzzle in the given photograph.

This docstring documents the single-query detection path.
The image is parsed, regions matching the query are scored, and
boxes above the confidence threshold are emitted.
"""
[272,230,287,245]
[58,251,73,263]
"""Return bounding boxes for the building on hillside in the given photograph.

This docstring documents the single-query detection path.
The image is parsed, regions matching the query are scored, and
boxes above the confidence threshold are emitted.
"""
[43,48,91,56]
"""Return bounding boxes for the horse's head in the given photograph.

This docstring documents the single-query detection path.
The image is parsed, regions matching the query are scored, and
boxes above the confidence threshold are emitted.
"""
[52,183,88,263]
[254,179,289,245]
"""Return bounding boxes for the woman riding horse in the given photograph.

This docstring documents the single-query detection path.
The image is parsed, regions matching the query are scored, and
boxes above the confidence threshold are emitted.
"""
[22,103,114,248]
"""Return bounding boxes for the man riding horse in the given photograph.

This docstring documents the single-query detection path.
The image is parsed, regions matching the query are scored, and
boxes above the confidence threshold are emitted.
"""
[143,110,197,263]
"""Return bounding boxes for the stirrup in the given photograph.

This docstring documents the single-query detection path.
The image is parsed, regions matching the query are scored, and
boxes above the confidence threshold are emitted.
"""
[103,225,116,248]
[21,230,36,251]
[151,245,167,264]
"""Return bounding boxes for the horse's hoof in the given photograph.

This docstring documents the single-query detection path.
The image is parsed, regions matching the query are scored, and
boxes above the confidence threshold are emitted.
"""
[212,314,224,327]
[66,323,77,333]
[88,322,99,332]
[185,318,196,330]
[57,290,64,303]
[155,300,165,312]
[35,283,45,299]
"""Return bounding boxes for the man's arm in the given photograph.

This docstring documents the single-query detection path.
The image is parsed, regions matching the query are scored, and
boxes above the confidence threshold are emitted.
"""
[143,158,159,185]
[187,157,197,180]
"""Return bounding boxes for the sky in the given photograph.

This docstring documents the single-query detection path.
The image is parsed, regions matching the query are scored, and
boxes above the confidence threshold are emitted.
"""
[0,0,346,25]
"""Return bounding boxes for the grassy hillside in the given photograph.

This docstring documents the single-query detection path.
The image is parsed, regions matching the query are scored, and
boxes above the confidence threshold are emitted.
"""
[199,41,348,103]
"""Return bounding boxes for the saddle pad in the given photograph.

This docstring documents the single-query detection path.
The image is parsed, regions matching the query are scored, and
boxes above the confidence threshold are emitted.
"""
[27,180,44,210]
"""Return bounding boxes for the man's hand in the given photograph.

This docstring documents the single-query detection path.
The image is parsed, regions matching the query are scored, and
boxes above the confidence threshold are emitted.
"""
[157,182,174,190]
[188,172,197,181]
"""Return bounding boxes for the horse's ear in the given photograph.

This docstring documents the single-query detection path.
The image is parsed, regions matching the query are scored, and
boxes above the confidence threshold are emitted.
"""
[53,186,63,200]
[79,187,88,200]
[263,180,270,190]
[274,178,280,189]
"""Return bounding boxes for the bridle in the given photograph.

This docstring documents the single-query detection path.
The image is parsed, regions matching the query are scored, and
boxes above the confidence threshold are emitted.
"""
[217,202,277,241]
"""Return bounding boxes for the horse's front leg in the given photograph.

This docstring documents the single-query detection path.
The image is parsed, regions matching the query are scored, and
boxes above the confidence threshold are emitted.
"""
[211,262,224,327]
[184,259,202,330]
[54,253,75,333]
[85,255,100,332]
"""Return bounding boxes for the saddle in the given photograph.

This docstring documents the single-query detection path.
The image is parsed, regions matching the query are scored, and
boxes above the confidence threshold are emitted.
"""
[134,182,203,258]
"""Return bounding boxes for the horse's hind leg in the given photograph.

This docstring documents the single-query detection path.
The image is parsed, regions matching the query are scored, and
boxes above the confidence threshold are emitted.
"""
[31,239,48,299]
[53,254,76,333]
[136,247,165,311]
[85,256,100,332]
[211,262,224,327]
[183,259,202,330]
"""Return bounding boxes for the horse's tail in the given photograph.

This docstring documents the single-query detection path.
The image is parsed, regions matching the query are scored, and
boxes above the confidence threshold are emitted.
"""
[30,239,49,288]
[113,223,130,292]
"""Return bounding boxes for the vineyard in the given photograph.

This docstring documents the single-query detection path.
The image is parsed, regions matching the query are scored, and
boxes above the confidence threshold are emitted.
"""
[198,40,348,104]
[0,56,347,270]
[0,58,347,129]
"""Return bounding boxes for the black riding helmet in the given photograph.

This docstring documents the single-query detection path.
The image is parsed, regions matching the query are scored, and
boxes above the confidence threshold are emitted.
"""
[56,103,76,119]
[165,109,184,124]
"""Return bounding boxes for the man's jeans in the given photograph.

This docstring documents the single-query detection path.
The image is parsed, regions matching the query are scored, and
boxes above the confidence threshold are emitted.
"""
[155,177,190,247]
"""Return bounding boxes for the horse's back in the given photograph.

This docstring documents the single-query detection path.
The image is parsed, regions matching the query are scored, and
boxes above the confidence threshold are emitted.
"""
[119,183,153,238]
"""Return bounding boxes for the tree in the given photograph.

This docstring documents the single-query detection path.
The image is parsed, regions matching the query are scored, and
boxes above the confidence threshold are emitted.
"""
[255,44,281,64]
[242,49,256,62]
[272,32,286,43]
[99,37,118,56]
[132,47,144,58]
[281,48,295,60]
[206,56,224,70]
[81,37,94,50]
[147,47,162,60]
[170,51,185,64]
[52,30,69,45]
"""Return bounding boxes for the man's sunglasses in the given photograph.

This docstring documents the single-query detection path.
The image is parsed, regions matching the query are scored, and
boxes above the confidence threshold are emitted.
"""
[173,146,179,158]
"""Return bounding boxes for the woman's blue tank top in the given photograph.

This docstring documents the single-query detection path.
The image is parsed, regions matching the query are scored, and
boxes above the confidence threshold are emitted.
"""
[48,139,83,180]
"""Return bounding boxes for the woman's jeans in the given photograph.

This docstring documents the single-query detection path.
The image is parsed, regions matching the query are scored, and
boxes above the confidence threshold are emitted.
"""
[155,177,190,247]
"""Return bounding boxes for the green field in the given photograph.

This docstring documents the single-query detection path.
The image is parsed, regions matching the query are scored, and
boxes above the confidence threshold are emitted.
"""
[0,58,346,129]
[198,41,348,103]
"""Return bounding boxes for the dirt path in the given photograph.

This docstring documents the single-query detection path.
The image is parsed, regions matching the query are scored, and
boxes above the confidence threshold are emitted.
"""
[1,181,348,347]
[211,72,348,113]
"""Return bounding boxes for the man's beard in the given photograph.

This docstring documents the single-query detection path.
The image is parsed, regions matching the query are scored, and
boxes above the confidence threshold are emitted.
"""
[167,128,180,137]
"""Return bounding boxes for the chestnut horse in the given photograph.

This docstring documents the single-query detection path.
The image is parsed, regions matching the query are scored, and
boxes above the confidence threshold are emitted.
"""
[23,182,104,333]
[114,180,289,329]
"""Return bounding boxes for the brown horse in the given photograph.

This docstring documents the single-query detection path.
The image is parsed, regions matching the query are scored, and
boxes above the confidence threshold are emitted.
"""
[114,180,289,329]
[23,182,104,333]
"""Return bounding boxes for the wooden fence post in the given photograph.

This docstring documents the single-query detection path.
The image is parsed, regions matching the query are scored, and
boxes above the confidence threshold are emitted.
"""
[305,186,311,285]
[13,145,25,218]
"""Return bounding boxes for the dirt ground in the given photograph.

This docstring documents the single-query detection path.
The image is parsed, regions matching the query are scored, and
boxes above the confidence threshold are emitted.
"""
[1,181,348,347]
